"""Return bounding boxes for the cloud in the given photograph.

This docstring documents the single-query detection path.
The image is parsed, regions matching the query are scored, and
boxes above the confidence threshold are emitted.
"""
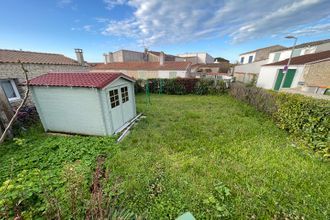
[101,0,330,46]
[57,0,72,8]
[103,0,127,10]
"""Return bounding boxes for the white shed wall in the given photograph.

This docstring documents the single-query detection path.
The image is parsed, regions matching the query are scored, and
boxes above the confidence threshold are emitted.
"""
[239,52,256,64]
[31,86,107,135]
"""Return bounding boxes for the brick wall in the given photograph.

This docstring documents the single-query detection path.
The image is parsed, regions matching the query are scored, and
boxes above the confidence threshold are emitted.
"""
[303,60,330,87]
[0,63,89,106]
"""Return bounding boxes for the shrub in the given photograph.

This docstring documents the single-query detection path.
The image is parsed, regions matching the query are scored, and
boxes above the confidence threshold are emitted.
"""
[135,78,227,95]
[229,82,330,158]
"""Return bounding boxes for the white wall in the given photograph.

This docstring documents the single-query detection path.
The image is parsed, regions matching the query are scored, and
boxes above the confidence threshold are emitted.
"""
[267,46,321,64]
[315,42,330,52]
[158,70,187,78]
[257,65,305,89]
[234,59,268,74]
[31,86,107,135]
[239,52,256,64]
[177,52,214,64]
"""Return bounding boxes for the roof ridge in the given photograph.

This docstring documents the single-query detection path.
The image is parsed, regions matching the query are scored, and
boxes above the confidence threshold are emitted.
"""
[0,48,67,56]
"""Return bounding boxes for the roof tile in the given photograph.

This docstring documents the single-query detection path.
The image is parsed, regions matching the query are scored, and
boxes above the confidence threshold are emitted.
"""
[29,72,133,88]
[0,49,80,65]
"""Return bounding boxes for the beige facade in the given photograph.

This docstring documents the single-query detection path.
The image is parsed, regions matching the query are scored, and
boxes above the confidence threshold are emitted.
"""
[302,60,330,88]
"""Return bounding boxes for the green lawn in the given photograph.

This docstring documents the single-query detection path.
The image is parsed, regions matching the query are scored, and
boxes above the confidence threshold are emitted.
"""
[0,94,329,219]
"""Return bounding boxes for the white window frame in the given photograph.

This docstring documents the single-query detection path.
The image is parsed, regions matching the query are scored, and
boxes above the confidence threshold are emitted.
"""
[0,79,21,102]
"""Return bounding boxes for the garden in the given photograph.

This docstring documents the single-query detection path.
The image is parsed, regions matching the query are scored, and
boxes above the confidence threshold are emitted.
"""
[0,82,329,219]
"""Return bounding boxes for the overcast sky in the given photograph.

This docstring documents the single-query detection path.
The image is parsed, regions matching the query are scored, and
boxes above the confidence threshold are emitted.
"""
[0,0,329,62]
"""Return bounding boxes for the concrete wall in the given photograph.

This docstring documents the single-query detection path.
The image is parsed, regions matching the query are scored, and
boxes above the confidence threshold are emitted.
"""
[177,52,214,64]
[234,59,268,74]
[257,65,305,89]
[0,63,89,106]
[112,50,145,62]
[91,69,190,79]
[31,86,107,135]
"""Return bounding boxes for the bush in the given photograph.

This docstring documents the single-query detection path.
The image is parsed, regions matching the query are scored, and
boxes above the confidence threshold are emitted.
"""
[229,83,330,158]
[135,78,227,95]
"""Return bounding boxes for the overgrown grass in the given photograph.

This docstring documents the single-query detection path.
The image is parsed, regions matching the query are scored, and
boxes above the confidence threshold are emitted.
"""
[0,94,329,219]
[108,94,330,219]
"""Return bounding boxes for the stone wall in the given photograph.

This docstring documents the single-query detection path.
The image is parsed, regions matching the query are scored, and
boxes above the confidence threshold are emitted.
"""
[303,60,330,87]
[0,63,89,106]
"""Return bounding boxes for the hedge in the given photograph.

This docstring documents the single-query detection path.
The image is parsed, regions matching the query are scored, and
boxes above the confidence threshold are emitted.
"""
[229,83,330,158]
[135,78,228,95]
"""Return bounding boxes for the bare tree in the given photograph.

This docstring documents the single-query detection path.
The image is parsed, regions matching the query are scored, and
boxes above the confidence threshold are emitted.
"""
[0,61,30,144]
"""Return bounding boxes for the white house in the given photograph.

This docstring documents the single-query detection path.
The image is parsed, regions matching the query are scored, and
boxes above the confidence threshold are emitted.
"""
[92,52,192,79]
[267,39,330,64]
[177,52,214,64]
[257,50,330,93]
[29,72,136,136]
[234,45,286,83]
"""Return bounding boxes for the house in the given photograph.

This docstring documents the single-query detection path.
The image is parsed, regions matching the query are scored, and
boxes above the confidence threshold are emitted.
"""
[267,39,330,64]
[234,45,286,83]
[257,50,330,94]
[177,52,214,64]
[103,49,180,63]
[214,57,229,63]
[92,53,192,79]
[0,48,89,106]
[191,62,230,77]
[29,72,136,136]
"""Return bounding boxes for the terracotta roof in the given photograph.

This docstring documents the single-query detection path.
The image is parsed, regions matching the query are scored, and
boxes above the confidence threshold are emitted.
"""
[264,50,330,66]
[92,61,191,71]
[0,49,80,65]
[29,72,134,88]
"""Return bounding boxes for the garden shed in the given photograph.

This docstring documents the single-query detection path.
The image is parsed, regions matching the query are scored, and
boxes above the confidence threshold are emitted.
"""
[29,72,136,136]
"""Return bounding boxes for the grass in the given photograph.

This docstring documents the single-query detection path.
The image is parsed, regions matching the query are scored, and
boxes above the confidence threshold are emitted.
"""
[0,94,329,219]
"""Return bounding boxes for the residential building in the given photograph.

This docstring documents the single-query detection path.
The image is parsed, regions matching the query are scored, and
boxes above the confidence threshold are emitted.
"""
[267,39,330,64]
[103,49,180,63]
[214,57,229,63]
[0,48,89,106]
[177,52,214,64]
[257,50,330,94]
[92,52,191,79]
[234,45,286,83]
[191,62,230,77]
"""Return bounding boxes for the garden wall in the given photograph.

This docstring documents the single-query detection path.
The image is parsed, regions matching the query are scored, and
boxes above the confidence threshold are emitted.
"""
[229,82,330,158]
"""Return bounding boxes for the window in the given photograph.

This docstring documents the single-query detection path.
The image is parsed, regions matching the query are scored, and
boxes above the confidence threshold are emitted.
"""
[273,52,281,62]
[0,79,20,102]
[109,89,120,108]
[121,86,129,103]
[169,72,177,78]
[292,49,301,57]
[240,57,244,64]
[248,55,253,63]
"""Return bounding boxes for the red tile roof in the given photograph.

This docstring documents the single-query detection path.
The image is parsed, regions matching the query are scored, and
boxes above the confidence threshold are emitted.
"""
[29,72,134,88]
[92,61,191,71]
[0,49,80,65]
[265,50,330,66]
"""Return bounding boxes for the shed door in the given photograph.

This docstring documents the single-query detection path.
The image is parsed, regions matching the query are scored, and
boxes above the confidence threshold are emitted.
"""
[109,88,124,132]
[120,85,134,122]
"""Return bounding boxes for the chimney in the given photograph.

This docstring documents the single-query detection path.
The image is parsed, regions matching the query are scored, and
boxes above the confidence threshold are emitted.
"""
[143,48,149,61]
[75,48,84,65]
[159,51,165,65]
[103,53,108,64]
[108,52,114,63]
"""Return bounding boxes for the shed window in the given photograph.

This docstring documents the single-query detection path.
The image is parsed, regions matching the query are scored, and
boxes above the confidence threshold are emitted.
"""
[273,52,281,62]
[109,89,120,108]
[0,79,20,102]
[121,86,129,103]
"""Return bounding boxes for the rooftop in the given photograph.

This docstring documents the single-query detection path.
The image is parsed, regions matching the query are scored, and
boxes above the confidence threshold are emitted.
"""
[264,50,330,66]
[29,72,133,88]
[92,61,191,71]
[240,45,286,56]
[0,49,80,65]
[276,39,330,52]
